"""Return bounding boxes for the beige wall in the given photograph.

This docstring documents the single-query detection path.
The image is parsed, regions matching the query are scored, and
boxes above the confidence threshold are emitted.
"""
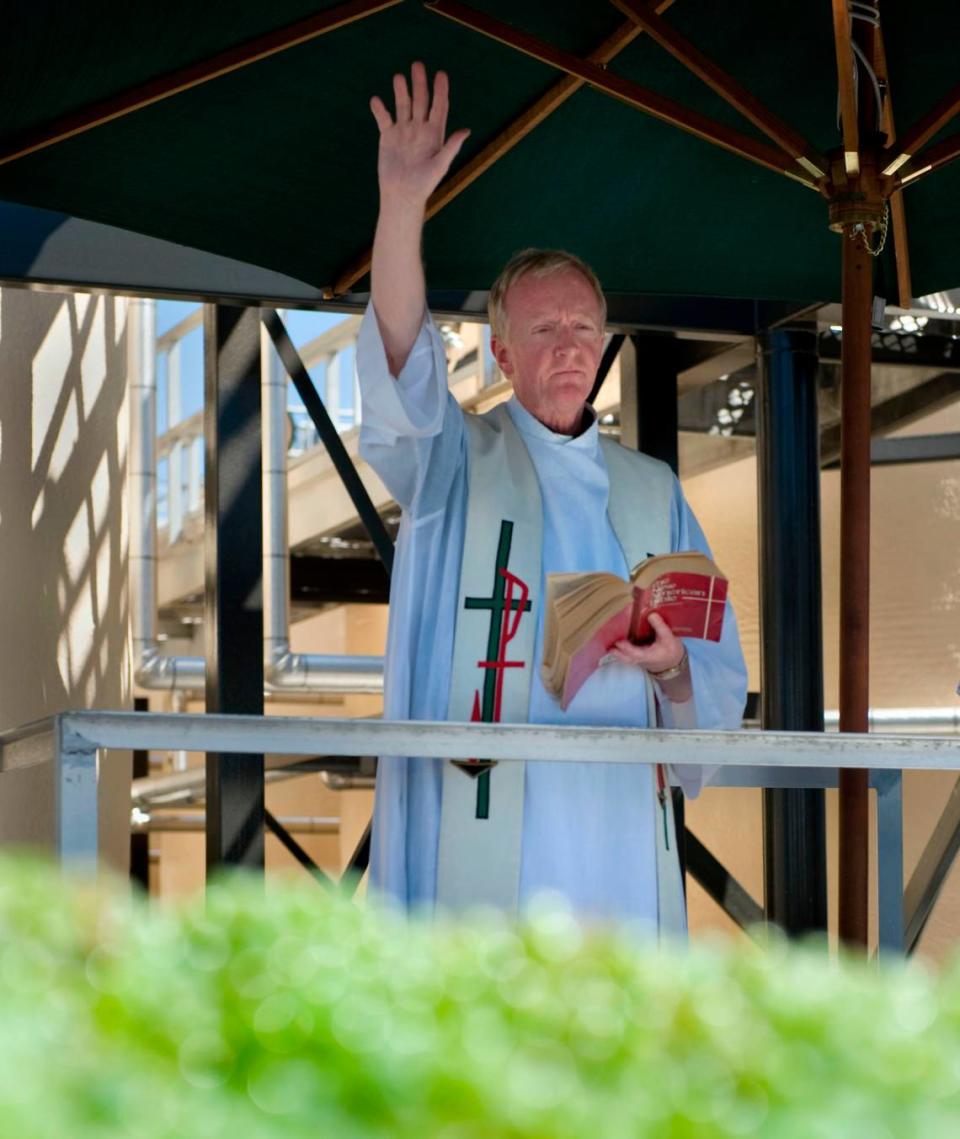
[0,288,131,871]
[682,399,960,958]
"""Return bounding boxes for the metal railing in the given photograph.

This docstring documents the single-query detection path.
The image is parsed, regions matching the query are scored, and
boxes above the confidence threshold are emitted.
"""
[129,705,960,808]
[3,711,960,953]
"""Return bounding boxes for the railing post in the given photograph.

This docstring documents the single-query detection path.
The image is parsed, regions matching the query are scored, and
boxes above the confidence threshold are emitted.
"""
[875,770,904,955]
[56,717,99,867]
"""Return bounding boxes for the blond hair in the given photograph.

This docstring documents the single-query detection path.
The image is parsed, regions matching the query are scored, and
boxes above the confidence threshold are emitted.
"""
[487,248,606,341]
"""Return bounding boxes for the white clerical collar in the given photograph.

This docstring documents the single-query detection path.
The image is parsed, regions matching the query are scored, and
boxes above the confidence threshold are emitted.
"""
[505,396,599,448]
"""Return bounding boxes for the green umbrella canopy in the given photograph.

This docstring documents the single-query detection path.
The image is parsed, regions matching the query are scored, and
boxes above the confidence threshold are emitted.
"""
[0,0,956,303]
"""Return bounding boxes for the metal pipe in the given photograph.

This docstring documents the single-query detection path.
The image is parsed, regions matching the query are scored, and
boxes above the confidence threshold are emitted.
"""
[129,296,208,692]
[320,770,377,790]
[132,810,338,834]
[745,710,960,734]
[136,652,383,694]
[129,298,161,687]
[129,300,385,695]
[132,761,334,807]
[131,750,372,807]
[266,652,384,694]
[828,708,960,734]
[136,650,207,691]
[132,767,206,806]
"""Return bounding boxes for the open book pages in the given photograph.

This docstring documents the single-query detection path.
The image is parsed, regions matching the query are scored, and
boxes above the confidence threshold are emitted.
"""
[542,551,728,709]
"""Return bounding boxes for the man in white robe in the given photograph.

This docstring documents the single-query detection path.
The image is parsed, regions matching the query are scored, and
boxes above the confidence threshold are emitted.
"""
[357,63,747,927]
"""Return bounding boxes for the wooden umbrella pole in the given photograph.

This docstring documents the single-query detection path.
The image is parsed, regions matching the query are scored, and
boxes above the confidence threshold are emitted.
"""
[831,0,881,953]
[837,228,873,949]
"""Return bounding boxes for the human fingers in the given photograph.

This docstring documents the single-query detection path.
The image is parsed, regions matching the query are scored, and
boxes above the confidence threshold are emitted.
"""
[434,127,470,178]
[648,613,680,651]
[609,640,648,666]
[411,60,429,121]
[428,69,450,139]
[608,642,673,671]
[610,632,683,673]
[392,71,412,121]
[370,95,393,133]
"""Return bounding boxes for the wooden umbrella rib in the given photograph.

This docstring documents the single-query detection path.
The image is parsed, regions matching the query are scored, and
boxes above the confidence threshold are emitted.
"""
[831,0,860,174]
[332,11,664,294]
[888,191,912,308]
[422,22,643,216]
[897,131,960,188]
[871,13,912,308]
[426,0,816,185]
[608,0,828,178]
[883,82,960,177]
[0,0,403,168]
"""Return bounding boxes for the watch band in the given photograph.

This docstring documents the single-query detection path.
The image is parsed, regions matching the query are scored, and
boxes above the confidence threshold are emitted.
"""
[648,646,688,682]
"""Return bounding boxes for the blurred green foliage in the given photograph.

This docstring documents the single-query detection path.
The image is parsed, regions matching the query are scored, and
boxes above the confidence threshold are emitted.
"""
[2,857,959,1138]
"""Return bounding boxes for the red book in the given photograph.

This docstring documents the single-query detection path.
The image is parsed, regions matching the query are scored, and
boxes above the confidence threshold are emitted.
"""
[541,552,728,710]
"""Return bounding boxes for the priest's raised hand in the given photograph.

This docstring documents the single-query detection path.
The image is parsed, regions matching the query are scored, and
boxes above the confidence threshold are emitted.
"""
[369,62,469,211]
[369,62,469,376]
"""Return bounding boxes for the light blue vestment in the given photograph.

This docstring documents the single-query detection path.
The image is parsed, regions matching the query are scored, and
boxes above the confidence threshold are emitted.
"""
[357,307,748,926]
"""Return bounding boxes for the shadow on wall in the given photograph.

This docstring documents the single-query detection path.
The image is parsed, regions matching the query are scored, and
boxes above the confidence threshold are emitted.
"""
[0,288,131,862]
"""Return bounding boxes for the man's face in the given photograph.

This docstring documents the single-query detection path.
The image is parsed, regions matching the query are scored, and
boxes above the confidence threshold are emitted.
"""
[491,268,605,435]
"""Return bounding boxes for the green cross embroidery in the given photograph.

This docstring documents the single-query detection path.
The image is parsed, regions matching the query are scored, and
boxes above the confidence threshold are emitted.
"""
[462,520,532,819]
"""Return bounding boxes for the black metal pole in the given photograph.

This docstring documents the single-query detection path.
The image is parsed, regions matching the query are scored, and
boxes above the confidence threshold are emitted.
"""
[587,333,625,406]
[264,809,332,884]
[684,829,764,932]
[343,820,372,895]
[620,334,679,472]
[262,309,395,572]
[757,327,827,934]
[203,304,265,874]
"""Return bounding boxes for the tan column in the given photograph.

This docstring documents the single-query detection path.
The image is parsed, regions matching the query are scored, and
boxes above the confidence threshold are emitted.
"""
[0,288,132,872]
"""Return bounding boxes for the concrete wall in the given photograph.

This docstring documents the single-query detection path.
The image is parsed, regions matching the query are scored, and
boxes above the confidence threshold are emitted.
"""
[0,288,131,871]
